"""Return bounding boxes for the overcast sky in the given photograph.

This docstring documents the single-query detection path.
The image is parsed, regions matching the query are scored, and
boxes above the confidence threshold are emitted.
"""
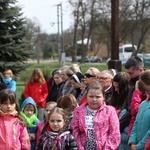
[17,0,73,34]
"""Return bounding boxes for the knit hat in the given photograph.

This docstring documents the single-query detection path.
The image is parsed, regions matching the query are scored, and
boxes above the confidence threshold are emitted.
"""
[72,72,84,84]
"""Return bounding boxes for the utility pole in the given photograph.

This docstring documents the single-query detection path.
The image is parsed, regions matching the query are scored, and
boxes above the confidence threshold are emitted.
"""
[57,4,61,66]
[60,3,65,66]
[56,3,65,66]
[108,0,121,71]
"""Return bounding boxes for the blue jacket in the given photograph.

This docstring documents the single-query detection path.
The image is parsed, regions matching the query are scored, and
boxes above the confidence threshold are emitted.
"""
[128,100,150,150]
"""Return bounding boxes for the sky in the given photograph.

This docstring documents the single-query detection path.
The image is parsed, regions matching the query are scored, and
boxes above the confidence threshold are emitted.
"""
[17,0,73,34]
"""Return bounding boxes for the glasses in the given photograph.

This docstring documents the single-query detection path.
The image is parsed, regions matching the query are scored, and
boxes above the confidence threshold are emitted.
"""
[99,77,108,80]
[84,73,95,78]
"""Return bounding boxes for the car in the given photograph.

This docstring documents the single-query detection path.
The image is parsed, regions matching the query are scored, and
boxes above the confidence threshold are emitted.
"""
[89,56,102,63]
[65,57,72,62]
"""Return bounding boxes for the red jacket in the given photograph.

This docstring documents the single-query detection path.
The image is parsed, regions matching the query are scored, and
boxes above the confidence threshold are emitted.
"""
[145,137,150,150]
[128,90,146,137]
[24,80,48,108]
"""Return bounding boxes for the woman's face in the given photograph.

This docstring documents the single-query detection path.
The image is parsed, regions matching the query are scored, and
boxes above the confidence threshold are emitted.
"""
[53,74,62,85]
[113,81,119,94]
[87,89,104,110]
[84,70,97,86]
[70,79,81,89]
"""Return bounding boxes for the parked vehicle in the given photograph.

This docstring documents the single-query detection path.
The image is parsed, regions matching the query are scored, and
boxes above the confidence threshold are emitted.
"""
[143,53,150,67]
[119,44,137,61]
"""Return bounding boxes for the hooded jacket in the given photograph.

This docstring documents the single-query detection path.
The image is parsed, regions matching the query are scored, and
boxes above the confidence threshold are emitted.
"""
[20,97,40,127]
[0,110,30,150]
[20,97,40,150]
[72,102,121,150]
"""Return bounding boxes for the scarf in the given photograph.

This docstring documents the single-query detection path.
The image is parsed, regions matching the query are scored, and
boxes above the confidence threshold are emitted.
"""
[20,111,39,127]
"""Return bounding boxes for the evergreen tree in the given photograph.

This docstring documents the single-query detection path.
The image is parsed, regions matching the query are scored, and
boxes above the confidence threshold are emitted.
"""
[0,0,31,75]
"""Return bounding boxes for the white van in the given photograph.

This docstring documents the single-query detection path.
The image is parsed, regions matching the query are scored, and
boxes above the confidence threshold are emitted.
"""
[119,44,137,61]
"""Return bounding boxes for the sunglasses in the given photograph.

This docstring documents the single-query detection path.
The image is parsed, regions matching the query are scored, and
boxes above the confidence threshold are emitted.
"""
[84,73,95,78]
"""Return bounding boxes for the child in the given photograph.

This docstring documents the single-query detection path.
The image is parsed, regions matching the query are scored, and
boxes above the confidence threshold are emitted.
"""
[3,69,16,92]
[24,68,48,121]
[72,81,121,150]
[36,107,78,150]
[20,97,40,150]
[36,101,57,145]
[128,70,150,150]
[0,89,30,150]
[57,94,78,122]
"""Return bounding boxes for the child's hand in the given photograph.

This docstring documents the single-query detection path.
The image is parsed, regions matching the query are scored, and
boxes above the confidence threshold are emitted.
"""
[130,143,136,150]
[29,133,35,140]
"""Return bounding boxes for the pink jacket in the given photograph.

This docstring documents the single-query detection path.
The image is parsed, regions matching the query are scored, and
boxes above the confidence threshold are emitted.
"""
[0,111,30,150]
[36,120,45,145]
[72,102,120,150]
[128,90,146,137]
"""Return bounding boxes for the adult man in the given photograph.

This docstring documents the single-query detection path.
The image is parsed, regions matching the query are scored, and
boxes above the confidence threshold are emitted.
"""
[99,70,114,104]
[120,56,144,132]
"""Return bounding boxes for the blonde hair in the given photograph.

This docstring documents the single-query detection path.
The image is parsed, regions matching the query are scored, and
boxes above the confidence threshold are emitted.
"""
[69,64,81,73]
[87,67,100,77]
[45,101,57,109]
[29,68,45,85]
[3,69,13,77]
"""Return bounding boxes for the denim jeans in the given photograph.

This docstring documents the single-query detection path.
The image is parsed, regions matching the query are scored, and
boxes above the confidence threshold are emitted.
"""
[37,108,44,121]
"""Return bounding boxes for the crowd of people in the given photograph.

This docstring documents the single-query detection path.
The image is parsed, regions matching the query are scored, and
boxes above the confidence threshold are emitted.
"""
[0,56,150,149]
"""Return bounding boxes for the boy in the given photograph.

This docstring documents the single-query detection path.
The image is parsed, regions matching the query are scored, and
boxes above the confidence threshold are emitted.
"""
[20,97,40,150]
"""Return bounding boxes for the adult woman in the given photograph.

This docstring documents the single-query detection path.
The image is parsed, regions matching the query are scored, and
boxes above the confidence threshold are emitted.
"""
[78,67,100,105]
[109,72,130,114]
[46,69,64,103]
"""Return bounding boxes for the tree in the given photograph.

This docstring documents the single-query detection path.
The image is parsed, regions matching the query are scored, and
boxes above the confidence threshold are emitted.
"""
[0,0,32,75]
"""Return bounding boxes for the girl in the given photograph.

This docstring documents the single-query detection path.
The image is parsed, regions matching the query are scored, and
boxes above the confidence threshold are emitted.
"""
[3,69,16,92]
[128,70,150,150]
[24,68,48,121]
[72,81,120,150]
[0,89,30,150]
[36,107,78,150]
[57,94,78,122]
[36,101,57,145]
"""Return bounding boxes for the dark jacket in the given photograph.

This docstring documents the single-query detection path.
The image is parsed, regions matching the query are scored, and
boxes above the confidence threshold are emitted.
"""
[47,82,64,102]
[36,129,78,150]
[105,86,113,104]
[120,76,139,132]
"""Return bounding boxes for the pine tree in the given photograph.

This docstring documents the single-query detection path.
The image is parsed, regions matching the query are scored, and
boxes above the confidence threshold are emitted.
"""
[0,0,31,75]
